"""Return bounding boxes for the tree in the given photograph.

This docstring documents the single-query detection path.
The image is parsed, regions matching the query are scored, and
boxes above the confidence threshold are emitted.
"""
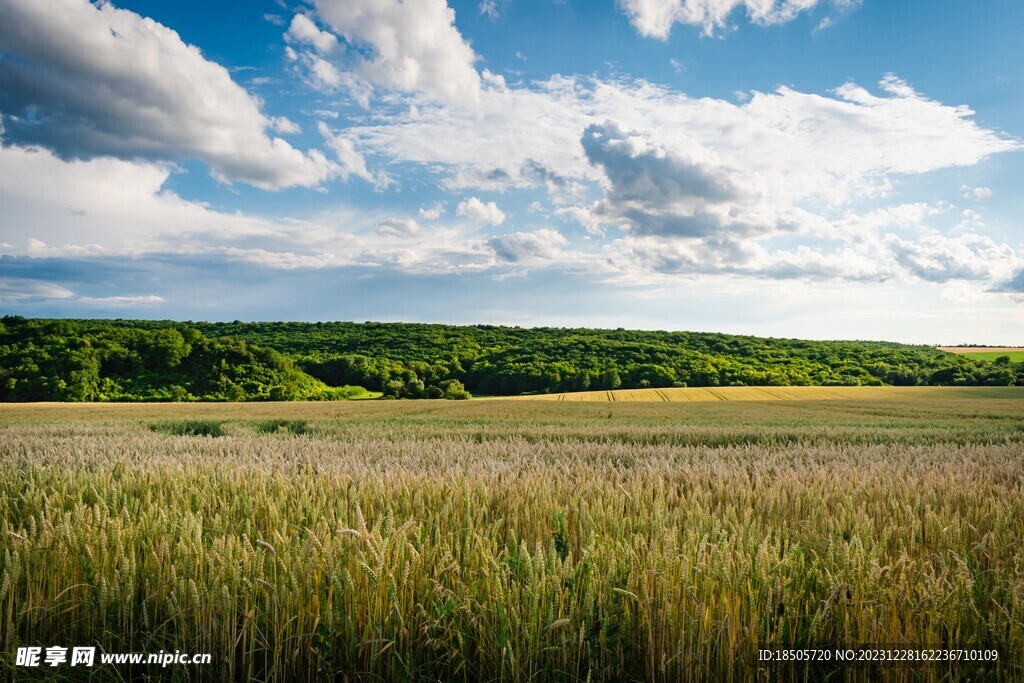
[440,379,471,400]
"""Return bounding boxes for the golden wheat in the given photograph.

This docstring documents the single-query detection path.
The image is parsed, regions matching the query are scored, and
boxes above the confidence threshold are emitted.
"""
[0,396,1021,681]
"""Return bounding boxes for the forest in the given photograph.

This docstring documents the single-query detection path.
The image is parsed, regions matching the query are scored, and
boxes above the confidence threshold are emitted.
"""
[1,316,1020,401]
[0,317,364,402]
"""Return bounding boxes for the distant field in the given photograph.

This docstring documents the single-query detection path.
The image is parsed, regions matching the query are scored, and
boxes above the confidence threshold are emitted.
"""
[963,352,1024,362]
[939,347,1024,363]
[513,384,1024,402]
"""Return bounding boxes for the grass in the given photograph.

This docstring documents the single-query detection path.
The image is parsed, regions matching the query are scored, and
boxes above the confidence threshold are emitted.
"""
[347,390,384,400]
[0,392,1022,681]
[938,347,1024,363]
[149,418,225,437]
[956,352,1024,363]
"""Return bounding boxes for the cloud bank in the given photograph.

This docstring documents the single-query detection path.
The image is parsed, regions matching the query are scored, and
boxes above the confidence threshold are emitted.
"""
[0,0,336,189]
[617,0,857,38]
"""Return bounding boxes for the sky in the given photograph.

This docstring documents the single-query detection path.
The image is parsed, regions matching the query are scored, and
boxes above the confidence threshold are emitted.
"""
[0,0,1022,344]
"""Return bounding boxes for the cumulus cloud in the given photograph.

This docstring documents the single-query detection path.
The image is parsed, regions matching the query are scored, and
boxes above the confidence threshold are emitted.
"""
[271,117,302,135]
[297,0,481,104]
[334,72,1021,293]
[285,45,345,91]
[0,140,494,276]
[457,197,506,225]
[0,0,337,189]
[885,232,1019,284]
[961,185,993,202]
[617,0,851,39]
[376,218,420,238]
[750,244,887,282]
[345,75,591,190]
[487,230,568,262]
[3,136,1021,301]
[825,203,943,243]
[348,75,1019,210]
[582,121,741,204]
[995,270,1024,294]
[1,4,1020,304]
[577,119,858,242]
[599,227,1022,289]
[581,120,760,237]
[419,203,446,220]
[0,143,292,253]
[317,122,391,187]
[285,14,339,55]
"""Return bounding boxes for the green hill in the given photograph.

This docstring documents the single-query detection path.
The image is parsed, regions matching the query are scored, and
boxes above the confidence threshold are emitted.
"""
[1,317,1020,402]
[186,320,1021,395]
[0,317,364,402]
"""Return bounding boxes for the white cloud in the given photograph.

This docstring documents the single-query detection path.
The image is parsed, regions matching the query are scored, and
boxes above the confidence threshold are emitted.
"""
[580,120,764,238]
[285,45,346,91]
[751,244,888,282]
[1,56,1019,301]
[0,141,490,275]
[300,0,482,104]
[997,269,1024,294]
[271,117,302,135]
[597,227,1022,290]
[487,229,568,262]
[0,0,337,189]
[618,0,844,39]
[419,202,446,220]
[953,209,986,233]
[0,278,74,302]
[346,75,596,191]
[285,14,339,55]
[603,237,877,283]
[961,185,993,202]
[307,109,340,120]
[885,232,1019,284]
[342,74,1015,274]
[347,75,1019,211]
[479,1,503,19]
[331,72,1021,292]
[79,295,165,306]
[2,136,1020,307]
[318,122,391,188]
[0,143,290,252]
[376,218,421,238]
[457,197,506,225]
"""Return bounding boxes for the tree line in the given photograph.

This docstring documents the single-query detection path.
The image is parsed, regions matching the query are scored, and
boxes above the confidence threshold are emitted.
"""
[2,317,1019,402]
[0,317,362,402]
[204,320,1022,396]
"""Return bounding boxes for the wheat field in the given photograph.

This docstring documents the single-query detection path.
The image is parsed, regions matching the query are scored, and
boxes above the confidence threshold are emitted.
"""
[512,385,1023,402]
[1,393,1023,681]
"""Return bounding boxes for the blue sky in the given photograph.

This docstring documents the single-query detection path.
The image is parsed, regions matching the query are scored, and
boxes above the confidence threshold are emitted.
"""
[1,0,1022,343]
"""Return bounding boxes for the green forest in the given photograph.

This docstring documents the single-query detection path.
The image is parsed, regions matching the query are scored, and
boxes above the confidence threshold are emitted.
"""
[1,316,1021,402]
[0,317,365,402]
